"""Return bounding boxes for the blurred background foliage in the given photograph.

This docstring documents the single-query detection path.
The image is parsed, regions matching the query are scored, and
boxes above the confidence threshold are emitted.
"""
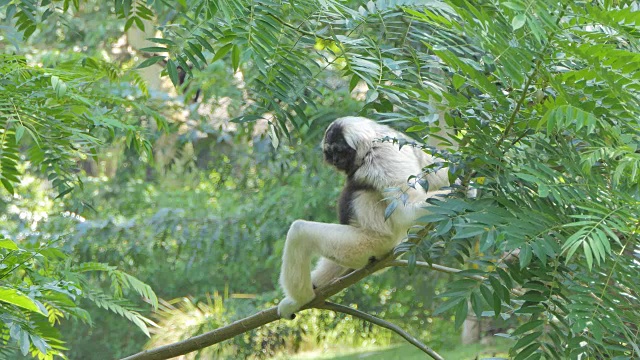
[1,0,640,359]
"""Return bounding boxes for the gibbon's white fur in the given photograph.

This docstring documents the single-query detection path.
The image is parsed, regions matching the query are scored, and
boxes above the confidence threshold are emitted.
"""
[277,116,451,319]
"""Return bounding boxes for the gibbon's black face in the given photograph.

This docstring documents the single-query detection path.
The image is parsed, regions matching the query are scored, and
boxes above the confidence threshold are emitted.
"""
[323,123,357,175]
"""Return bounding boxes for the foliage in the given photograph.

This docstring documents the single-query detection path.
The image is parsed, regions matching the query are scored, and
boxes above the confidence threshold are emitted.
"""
[1,2,162,358]
[0,215,157,359]
[1,0,154,39]
[0,53,156,196]
[141,0,640,358]
[2,0,640,359]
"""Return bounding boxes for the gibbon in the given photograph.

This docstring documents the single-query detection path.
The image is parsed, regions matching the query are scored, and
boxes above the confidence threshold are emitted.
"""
[277,116,451,319]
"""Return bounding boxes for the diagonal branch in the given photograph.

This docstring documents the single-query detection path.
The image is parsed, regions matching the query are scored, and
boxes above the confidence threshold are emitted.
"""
[317,301,444,360]
[120,252,397,360]
[121,253,486,360]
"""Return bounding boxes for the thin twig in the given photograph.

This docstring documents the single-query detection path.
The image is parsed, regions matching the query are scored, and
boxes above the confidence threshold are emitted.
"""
[496,4,568,148]
[390,259,525,296]
[318,301,444,360]
[389,259,485,281]
[267,13,331,41]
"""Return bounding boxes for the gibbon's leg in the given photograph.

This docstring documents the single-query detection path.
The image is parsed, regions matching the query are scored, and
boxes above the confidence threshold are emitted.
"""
[311,258,348,289]
[278,220,390,319]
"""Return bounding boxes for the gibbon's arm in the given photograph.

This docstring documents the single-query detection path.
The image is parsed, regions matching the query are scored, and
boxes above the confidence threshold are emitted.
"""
[385,166,452,227]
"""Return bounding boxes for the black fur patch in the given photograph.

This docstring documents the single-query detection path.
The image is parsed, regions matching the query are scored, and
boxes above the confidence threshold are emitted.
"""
[338,178,374,225]
[323,123,358,175]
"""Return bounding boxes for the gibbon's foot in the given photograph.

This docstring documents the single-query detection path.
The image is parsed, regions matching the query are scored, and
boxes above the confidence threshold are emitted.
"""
[368,256,377,264]
[313,284,317,290]
[278,297,303,320]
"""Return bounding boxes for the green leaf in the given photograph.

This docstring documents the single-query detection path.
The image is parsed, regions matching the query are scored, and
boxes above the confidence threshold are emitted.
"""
[231,44,240,72]
[512,14,526,30]
[384,200,398,220]
[434,297,464,315]
[492,292,502,315]
[406,124,428,133]
[14,125,25,142]
[0,287,45,315]
[124,17,134,31]
[51,75,67,98]
[407,251,416,274]
[470,291,483,319]
[537,183,549,197]
[563,240,582,263]
[0,238,19,250]
[435,219,452,235]
[416,213,448,223]
[166,59,179,87]
[514,331,542,351]
[349,73,360,92]
[454,300,468,329]
[452,226,485,239]
[147,37,175,46]
[480,285,494,308]
[30,334,49,355]
[212,43,233,63]
[1,179,15,194]
[136,55,165,69]
[20,330,29,355]
[55,186,74,199]
[519,244,532,269]
[514,342,540,360]
[489,276,509,304]
[583,241,593,270]
[452,73,466,89]
[194,35,215,53]
[134,16,145,30]
[139,46,169,53]
[187,42,207,64]
[519,291,546,303]
[512,320,544,336]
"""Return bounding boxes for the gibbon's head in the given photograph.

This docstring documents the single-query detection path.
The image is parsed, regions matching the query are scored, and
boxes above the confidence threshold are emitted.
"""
[322,117,378,175]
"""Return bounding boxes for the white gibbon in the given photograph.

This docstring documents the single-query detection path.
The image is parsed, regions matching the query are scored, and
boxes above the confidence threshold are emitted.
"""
[277,116,451,319]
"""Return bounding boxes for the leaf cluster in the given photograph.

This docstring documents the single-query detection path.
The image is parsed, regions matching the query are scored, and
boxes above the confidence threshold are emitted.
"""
[0,234,158,359]
[0,54,157,196]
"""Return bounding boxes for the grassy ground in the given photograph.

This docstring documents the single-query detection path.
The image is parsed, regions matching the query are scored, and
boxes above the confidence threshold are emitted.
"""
[288,338,512,360]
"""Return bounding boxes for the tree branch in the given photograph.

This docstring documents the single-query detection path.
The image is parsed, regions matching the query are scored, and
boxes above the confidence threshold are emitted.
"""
[317,301,444,360]
[121,251,529,360]
[121,252,397,360]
